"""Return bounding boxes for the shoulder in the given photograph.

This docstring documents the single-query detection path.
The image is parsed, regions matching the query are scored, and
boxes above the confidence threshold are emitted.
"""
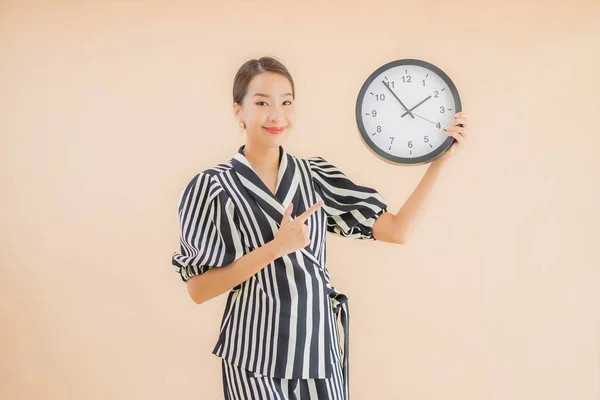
[305,155,327,165]
[305,155,332,171]
[176,161,234,207]
[186,160,234,189]
[293,155,335,181]
[202,160,234,178]
[305,155,345,178]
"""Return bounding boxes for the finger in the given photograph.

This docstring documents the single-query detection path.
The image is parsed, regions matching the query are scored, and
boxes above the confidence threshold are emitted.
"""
[446,125,466,138]
[448,130,466,147]
[447,125,465,134]
[296,200,324,223]
[297,200,324,223]
[454,117,468,127]
[447,142,457,155]
[452,112,468,126]
[281,202,293,223]
[449,118,467,132]
[450,143,459,156]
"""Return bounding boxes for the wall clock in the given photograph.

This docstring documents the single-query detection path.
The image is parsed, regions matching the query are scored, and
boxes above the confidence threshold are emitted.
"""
[355,58,462,165]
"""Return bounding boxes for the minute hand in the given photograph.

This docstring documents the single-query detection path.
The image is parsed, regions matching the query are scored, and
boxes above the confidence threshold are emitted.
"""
[382,80,415,119]
[400,95,432,118]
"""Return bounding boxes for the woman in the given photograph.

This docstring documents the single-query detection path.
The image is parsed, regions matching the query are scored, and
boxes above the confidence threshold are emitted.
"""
[172,56,469,399]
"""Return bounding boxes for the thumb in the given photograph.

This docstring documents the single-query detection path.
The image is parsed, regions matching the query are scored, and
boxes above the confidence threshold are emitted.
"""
[281,202,293,223]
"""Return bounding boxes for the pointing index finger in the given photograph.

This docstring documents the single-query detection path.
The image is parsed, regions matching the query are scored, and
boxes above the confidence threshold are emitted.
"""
[296,200,324,223]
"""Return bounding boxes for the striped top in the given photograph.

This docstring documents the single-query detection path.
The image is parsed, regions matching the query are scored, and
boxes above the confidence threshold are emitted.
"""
[171,144,387,381]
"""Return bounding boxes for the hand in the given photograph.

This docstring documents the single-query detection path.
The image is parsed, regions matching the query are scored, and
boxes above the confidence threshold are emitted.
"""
[273,200,325,257]
[400,95,432,118]
[382,80,415,119]
[439,111,469,162]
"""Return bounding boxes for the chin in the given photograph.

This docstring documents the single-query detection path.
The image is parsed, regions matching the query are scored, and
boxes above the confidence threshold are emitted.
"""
[267,136,288,147]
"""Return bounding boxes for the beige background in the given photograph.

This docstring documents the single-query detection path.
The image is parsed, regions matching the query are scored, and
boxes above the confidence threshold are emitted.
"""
[2,1,599,399]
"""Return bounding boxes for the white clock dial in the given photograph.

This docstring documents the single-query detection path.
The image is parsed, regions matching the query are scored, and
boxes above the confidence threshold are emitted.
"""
[356,59,461,165]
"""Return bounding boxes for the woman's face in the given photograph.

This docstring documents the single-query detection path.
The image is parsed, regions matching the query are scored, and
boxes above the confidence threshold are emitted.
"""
[234,72,295,148]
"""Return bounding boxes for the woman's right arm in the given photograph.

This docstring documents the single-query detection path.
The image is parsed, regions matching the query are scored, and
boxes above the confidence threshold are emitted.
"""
[186,200,324,305]
[186,240,283,304]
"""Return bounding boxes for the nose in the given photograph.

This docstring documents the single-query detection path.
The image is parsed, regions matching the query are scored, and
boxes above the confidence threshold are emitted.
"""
[269,104,284,122]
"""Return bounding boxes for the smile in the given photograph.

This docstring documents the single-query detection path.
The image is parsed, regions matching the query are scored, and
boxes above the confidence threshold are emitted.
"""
[263,126,286,135]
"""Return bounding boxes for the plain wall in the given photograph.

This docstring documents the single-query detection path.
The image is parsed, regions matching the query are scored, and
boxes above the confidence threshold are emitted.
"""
[1,1,599,399]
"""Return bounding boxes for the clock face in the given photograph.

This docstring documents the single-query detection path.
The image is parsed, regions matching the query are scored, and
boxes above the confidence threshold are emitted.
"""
[356,59,462,165]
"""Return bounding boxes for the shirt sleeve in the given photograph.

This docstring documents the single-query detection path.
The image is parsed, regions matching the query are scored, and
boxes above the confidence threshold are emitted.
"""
[308,156,388,240]
[171,172,245,282]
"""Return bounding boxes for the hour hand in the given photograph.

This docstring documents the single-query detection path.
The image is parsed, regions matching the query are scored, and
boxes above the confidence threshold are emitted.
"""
[400,95,432,118]
[382,80,415,119]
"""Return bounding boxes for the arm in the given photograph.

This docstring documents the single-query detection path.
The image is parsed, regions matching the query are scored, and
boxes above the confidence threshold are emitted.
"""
[373,156,449,244]
[186,240,283,305]
[374,111,468,243]
[187,198,324,304]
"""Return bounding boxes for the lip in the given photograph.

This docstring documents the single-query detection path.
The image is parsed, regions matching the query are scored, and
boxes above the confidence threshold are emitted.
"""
[263,126,286,135]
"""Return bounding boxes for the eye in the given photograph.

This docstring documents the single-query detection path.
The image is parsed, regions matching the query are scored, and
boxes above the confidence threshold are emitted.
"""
[255,101,293,106]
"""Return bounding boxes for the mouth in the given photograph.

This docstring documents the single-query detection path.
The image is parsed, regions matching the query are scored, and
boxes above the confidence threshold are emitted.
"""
[263,126,287,135]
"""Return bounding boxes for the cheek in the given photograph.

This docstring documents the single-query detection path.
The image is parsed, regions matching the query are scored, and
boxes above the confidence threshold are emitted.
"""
[250,108,269,123]
[285,109,296,123]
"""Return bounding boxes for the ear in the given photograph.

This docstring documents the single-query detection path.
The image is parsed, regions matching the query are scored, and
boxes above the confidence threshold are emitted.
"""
[233,102,242,120]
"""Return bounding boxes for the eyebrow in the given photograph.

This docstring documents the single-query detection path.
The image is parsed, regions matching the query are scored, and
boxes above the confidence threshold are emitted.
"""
[253,93,293,98]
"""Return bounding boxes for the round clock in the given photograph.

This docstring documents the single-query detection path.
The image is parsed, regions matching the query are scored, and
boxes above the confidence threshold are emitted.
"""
[355,58,462,165]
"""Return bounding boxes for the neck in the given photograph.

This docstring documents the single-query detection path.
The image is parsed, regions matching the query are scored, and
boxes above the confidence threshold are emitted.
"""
[243,141,280,173]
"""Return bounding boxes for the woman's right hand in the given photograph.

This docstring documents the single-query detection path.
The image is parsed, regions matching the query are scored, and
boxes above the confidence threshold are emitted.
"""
[273,200,325,257]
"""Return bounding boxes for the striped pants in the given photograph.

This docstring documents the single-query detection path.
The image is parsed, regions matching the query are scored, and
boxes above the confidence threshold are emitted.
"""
[221,358,346,399]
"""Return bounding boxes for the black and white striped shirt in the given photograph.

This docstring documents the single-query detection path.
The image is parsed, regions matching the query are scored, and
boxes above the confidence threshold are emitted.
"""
[172,144,387,384]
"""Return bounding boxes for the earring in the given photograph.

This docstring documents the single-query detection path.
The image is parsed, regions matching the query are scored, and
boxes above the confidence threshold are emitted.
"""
[239,121,246,129]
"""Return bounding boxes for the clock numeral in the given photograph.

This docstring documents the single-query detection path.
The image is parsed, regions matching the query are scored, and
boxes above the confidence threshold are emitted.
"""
[436,122,441,129]
[434,91,439,98]
[372,125,382,136]
[422,80,426,87]
[408,141,413,149]
[375,94,385,101]
[371,110,377,117]
[389,81,395,88]
[402,76,412,83]
[440,106,445,113]
[389,137,395,151]
[424,136,429,143]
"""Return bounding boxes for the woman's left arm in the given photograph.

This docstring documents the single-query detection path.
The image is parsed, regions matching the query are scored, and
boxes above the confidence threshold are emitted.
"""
[373,112,469,244]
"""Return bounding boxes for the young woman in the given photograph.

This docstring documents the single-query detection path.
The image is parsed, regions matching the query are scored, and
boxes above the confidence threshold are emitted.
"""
[172,56,469,399]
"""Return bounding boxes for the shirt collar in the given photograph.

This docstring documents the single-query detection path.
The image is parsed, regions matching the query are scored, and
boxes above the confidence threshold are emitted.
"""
[230,144,300,224]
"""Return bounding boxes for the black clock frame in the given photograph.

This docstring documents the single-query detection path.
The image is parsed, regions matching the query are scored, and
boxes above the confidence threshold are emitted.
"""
[355,58,462,165]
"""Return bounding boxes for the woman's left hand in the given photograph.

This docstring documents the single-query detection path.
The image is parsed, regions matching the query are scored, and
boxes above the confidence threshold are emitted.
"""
[439,111,469,161]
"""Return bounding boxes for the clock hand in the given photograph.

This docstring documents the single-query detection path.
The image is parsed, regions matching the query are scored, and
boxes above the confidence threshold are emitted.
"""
[400,95,432,118]
[382,80,415,119]
[407,110,464,131]
[406,110,437,126]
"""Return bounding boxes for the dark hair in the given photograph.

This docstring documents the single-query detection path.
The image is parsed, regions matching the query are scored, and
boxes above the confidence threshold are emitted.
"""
[233,56,295,106]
